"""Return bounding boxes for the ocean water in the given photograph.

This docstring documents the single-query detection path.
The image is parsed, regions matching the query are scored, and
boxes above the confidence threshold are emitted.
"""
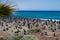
[11,11,60,20]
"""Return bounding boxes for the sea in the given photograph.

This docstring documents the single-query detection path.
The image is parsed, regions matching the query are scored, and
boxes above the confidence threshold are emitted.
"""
[10,11,60,20]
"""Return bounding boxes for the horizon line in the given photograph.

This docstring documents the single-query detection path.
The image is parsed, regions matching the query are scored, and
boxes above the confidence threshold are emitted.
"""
[14,10,60,11]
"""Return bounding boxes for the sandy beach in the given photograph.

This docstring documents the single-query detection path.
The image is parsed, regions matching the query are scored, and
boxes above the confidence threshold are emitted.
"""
[0,17,60,40]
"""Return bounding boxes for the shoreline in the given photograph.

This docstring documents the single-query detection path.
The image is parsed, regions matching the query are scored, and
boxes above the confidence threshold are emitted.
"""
[0,16,60,21]
[19,17,60,21]
[40,18,60,21]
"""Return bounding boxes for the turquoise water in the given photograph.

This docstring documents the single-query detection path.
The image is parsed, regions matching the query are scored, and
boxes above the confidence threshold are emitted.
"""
[11,11,60,20]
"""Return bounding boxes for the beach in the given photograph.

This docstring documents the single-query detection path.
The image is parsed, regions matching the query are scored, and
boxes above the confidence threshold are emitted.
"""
[0,17,60,40]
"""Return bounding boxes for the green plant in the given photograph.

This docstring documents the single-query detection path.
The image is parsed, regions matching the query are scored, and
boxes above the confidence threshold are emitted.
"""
[5,33,23,40]
[28,28,40,33]
[21,35,38,40]
[4,33,38,40]
[32,28,40,32]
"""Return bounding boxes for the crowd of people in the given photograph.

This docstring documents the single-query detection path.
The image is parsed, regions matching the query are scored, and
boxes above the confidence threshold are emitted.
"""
[0,17,60,40]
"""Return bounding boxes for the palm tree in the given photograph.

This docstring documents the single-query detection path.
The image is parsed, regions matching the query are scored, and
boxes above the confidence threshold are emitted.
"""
[0,0,15,17]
